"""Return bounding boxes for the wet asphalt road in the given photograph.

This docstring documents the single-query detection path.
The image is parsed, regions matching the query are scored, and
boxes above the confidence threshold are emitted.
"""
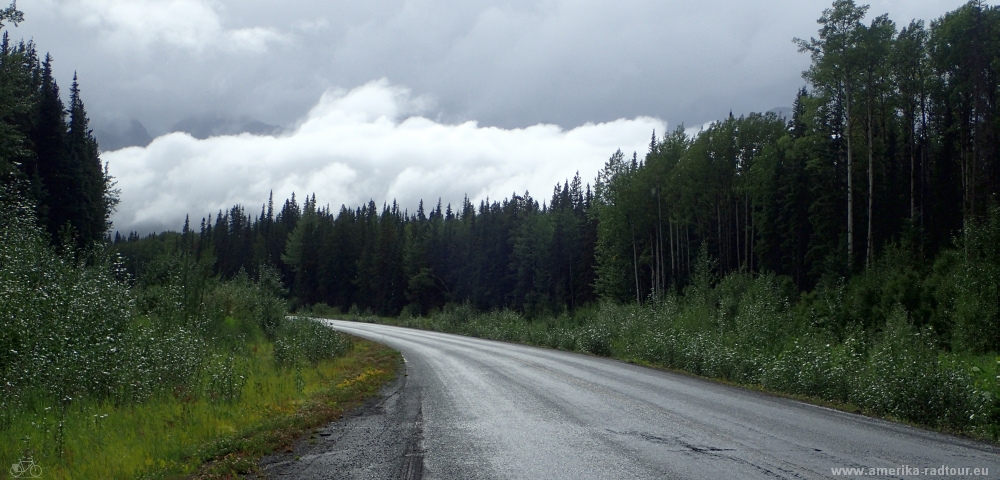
[264,320,1000,479]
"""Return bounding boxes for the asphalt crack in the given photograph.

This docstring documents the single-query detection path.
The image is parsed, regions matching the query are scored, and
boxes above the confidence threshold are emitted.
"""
[610,429,735,453]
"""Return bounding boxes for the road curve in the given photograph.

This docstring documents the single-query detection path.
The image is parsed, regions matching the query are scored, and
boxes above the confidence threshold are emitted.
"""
[313,320,998,479]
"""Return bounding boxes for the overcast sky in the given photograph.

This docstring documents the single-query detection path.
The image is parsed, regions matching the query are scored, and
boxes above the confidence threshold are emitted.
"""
[6,0,976,233]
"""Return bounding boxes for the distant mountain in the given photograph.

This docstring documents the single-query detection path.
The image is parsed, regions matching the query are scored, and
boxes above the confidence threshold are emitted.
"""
[170,114,281,140]
[93,118,153,152]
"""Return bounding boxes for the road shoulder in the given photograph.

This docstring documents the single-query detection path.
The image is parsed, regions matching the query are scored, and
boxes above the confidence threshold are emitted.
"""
[255,359,424,479]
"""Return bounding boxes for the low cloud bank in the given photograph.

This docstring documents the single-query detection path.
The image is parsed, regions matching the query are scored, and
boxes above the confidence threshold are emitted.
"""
[105,79,664,234]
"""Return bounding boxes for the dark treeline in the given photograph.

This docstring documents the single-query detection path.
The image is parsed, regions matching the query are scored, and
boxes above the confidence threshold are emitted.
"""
[114,0,1000,345]
[115,178,598,317]
[0,20,116,252]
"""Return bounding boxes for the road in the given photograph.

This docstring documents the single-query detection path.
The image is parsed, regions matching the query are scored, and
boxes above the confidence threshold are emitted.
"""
[261,320,1000,479]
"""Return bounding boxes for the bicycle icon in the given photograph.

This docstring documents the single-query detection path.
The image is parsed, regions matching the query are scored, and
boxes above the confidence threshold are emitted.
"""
[9,456,42,478]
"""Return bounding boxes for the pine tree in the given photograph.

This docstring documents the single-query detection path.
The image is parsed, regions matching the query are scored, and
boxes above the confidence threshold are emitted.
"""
[67,72,112,247]
[31,53,70,244]
[0,31,32,170]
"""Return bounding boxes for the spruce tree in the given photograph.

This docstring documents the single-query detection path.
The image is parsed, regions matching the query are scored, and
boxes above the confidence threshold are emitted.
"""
[67,72,110,247]
[31,53,70,243]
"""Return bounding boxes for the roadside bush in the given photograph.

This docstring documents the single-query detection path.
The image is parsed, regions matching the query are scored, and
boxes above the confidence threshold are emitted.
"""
[761,329,859,401]
[952,207,1000,353]
[304,302,342,319]
[202,267,287,342]
[204,353,249,404]
[0,186,136,423]
[114,324,206,405]
[853,306,981,429]
[274,318,352,369]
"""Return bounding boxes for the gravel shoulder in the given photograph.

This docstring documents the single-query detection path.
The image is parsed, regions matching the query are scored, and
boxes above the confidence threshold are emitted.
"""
[255,362,424,479]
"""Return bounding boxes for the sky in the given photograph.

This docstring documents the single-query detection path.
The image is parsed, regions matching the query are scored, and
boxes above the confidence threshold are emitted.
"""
[5,0,976,234]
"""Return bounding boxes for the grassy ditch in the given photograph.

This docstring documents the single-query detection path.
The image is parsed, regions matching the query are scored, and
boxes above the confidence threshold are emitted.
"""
[0,334,397,479]
[187,337,398,479]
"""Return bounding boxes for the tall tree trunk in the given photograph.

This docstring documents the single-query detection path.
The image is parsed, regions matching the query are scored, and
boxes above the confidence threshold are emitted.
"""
[630,217,640,304]
[650,233,656,298]
[647,232,654,299]
[910,120,916,222]
[669,219,676,282]
[717,201,723,269]
[961,129,970,239]
[656,189,664,293]
[846,86,855,270]
[919,68,928,239]
[744,193,750,271]
[920,109,927,241]
[748,207,757,272]
[735,195,740,269]
[867,95,875,269]
[686,224,692,276]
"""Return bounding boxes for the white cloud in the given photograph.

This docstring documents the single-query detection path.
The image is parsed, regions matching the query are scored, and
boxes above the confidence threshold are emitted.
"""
[105,79,664,233]
[67,0,286,53]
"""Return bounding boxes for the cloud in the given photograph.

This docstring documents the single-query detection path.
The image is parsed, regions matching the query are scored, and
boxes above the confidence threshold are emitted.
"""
[105,79,664,234]
[67,0,286,53]
[20,0,972,143]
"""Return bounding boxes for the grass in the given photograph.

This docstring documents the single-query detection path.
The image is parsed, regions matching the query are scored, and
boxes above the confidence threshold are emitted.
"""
[0,336,399,479]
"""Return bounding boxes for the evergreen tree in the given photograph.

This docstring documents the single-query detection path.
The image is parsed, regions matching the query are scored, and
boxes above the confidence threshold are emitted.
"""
[31,54,71,243]
[67,72,111,247]
[0,30,33,173]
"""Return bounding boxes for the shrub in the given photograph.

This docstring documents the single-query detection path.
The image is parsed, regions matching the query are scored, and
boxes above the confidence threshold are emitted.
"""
[274,318,351,369]
[952,207,1000,353]
[0,185,137,421]
[853,305,981,429]
[204,353,249,404]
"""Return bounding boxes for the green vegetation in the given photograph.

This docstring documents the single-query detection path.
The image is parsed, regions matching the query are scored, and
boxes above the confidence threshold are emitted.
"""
[174,339,397,479]
[0,333,395,480]
[0,30,115,254]
[0,180,399,477]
